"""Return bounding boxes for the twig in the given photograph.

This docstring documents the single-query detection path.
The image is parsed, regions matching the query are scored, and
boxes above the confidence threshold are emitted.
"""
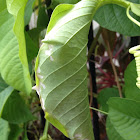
[27,130,38,140]
[106,41,123,97]
[40,120,49,140]
[89,107,108,115]
[32,123,40,137]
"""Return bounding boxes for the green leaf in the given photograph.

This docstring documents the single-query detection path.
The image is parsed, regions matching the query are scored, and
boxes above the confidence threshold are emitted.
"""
[37,6,49,28]
[28,27,43,47]
[94,4,140,36]
[24,0,36,26]
[0,118,10,140]
[130,3,140,16]
[108,97,140,140]
[35,0,135,138]
[53,0,80,4]
[97,88,119,112]
[127,0,140,4]
[23,127,29,140]
[25,31,39,62]
[2,91,35,124]
[0,86,13,117]
[0,0,32,94]
[124,60,140,101]
[35,0,106,139]
[51,0,80,9]
[0,76,8,92]
[8,124,23,140]
[106,117,124,140]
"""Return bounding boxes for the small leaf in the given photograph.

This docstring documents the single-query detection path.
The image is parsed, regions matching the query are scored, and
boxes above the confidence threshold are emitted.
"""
[28,27,43,47]
[0,118,10,140]
[24,0,36,26]
[8,124,23,140]
[37,6,49,28]
[0,76,8,92]
[108,97,140,140]
[25,31,39,62]
[0,86,13,117]
[2,91,35,124]
[97,88,119,112]
[124,60,140,101]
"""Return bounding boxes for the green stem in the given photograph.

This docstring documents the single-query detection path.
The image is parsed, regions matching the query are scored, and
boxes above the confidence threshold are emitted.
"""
[126,5,140,27]
[40,120,49,140]
[38,0,41,6]
[102,0,130,8]
[89,107,108,115]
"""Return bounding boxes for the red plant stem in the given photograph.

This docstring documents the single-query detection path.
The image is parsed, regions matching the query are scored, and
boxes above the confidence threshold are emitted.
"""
[114,41,126,59]
[98,67,110,77]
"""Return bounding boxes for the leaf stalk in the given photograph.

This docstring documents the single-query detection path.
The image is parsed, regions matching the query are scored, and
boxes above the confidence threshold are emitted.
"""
[89,107,108,115]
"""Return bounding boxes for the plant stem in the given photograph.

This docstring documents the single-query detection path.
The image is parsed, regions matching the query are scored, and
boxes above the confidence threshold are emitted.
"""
[38,0,41,6]
[106,41,123,98]
[102,0,130,8]
[88,27,102,60]
[32,122,40,137]
[89,107,108,115]
[40,120,49,140]
[126,5,140,27]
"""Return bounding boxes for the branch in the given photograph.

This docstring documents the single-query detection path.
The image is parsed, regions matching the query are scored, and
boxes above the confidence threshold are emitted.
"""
[106,41,123,98]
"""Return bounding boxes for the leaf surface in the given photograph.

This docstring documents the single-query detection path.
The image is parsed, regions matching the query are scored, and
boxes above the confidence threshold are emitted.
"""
[106,117,124,140]
[1,91,35,124]
[124,60,140,101]
[108,97,140,140]
[35,0,139,139]
[8,124,23,140]
[0,118,9,140]
[0,76,8,92]
[94,4,140,36]
[35,0,103,139]
[25,31,39,62]
[37,6,49,28]
[51,0,80,9]
[97,88,119,112]
[0,0,32,94]
[51,0,140,36]
[24,0,36,26]
[0,86,13,117]
[127,0,140,3]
